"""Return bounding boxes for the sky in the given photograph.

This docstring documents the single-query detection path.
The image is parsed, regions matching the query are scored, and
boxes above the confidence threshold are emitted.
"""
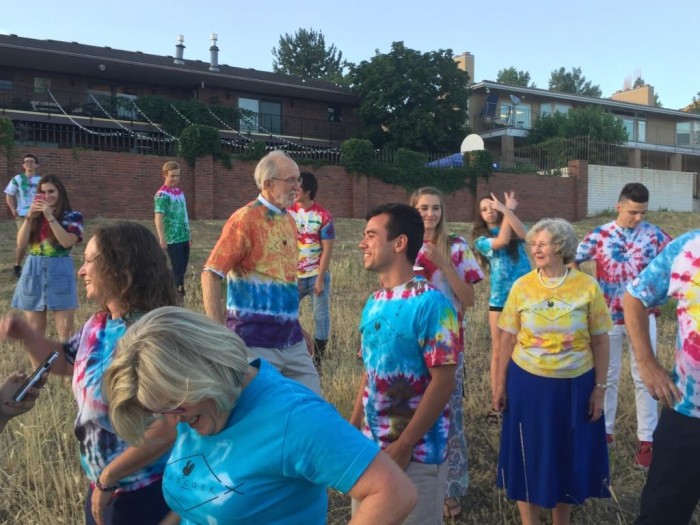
[2,0,697,111]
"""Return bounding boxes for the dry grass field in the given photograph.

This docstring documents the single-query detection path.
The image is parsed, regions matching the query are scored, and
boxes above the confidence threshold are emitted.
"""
[0,210,698,524]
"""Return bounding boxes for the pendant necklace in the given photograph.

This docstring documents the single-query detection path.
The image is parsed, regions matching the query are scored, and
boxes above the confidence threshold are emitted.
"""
[537,268,569,289]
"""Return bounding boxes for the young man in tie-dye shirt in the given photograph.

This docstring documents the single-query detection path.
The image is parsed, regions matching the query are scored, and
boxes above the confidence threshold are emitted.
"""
[350,203,460,525]
[202,151,320,395]
[289,172,335,369]
[624,229,700,524]
[575,182,671,469]
[154,160,191,302]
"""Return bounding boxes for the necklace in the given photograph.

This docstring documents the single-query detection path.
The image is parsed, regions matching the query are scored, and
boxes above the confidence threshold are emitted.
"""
[537,268,569,289]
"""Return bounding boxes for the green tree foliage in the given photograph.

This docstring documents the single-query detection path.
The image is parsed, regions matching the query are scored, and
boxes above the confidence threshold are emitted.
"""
[272,28,346,84]
[496,67,534,87]
[528,106,628,144]
[179,125,231,168]
[548,67,602,98]
[349,42,470,153]
[0,117,15,159]
[688,91,700,113]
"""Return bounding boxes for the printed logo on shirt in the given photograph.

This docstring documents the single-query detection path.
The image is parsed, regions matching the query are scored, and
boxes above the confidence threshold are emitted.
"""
[164,454,246,512]
[528,297,577,322]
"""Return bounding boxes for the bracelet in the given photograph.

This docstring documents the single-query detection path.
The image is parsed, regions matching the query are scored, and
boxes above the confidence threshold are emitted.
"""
[95,476,118,492]
[48,219,56,224]
[594,383,607,390]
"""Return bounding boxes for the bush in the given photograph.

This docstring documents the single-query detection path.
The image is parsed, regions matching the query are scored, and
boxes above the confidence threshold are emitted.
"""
[179,124,231,168]
[0,117,16,159]
[340,138,375,174]
[237,141,268,162]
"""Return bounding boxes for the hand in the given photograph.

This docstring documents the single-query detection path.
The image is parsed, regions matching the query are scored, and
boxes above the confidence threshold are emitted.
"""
[492,384,507,412]
[91,483,114,525]
[503,190,519,211]
[588,386,605,422]
[159,239,167,250]
[0,371,45,421]
[384,439,413,470]
[313,275,325,296]
[488,192,508,214]
[422,243,451,272]
[638,359,681,408]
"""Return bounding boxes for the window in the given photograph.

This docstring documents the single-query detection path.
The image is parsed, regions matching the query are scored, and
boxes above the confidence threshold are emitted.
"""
[619,117,646,142]
[500,103,531,128]
[328,104,343,122]
[676,122,692,146]
[0,79,13,91]
[540,103,570,117]
[238,98,281,133]
[34,77,51,94]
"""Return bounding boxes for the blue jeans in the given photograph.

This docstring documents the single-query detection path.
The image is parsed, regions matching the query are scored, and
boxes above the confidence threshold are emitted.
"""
[298,272,331,340]
[167,241,190,288]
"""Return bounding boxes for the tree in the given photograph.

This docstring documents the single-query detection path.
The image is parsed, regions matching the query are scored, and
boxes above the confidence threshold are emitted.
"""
[272,28,346,84]
[688,91,700,113]
[528,106,628,144]
[349,42,470,153]
[548,67,602,98]
[496,67,534,87]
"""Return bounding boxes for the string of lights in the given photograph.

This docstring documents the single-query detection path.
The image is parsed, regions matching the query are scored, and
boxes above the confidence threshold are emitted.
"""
[131,101,179,141]
[46,89,128,137]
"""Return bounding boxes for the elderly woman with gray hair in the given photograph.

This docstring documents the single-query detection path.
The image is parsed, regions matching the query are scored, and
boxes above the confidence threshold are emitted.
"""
[492,218,612,525]
[104,307,417,525]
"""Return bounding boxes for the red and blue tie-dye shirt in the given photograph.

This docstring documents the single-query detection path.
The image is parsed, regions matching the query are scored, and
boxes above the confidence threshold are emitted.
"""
[359,276,460,464]
[289,201,335,278]
[415,234,484,343]
[65,312,169,492]
[627,230,700,419]
[28,211,83,257]
[575,220,671,325]
[204,196,303,349]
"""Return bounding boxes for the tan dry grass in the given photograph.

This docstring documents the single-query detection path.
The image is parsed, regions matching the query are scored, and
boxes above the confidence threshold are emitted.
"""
[1,211,699,524]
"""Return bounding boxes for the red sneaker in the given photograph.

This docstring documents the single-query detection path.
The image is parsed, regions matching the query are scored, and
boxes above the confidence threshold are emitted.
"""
[635,441,653,470]
[606,433,614,445]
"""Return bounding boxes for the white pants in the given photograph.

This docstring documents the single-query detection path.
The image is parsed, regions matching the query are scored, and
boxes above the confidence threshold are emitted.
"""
[605,315,658,442]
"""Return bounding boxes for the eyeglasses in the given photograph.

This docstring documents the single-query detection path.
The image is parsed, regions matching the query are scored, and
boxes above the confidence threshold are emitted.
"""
[528,242,553,249]
[145,405,186,415]
[270,177,302,185]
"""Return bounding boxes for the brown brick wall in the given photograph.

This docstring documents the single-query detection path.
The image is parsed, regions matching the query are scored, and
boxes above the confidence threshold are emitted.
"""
[3,148,588,224]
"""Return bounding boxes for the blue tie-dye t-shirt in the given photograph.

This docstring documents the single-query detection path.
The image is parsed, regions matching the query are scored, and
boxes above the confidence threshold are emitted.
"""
[359,276,460,464]
[65,312,169,492]
[474,227,531,308]
[626,230,700,419]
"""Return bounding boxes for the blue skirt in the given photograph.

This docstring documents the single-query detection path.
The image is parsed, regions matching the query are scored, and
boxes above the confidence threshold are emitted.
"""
[12,254,79,311]
[497,360,610,508]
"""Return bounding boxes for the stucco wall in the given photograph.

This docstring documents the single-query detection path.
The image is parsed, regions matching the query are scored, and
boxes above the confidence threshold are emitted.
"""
[587,165,694,214]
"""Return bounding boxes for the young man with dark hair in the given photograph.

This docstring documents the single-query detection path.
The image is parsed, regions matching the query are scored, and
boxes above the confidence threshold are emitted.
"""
[575,182,671,469]
[289,172,335,369]
[4,154,41,278]
[350,203,460,525]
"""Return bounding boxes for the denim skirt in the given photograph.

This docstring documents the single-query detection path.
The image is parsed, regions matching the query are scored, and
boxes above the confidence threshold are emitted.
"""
[12,254,78,311]
[497,360,610,508]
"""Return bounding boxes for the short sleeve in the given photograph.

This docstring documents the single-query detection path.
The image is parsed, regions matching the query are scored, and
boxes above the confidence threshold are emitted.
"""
[575,230,597,264]
[320,215,335,241]
[474,236,493,259]
[281,397,379,494]
[627,243,675,308]
[62,211,84,242]
[452,236,484,284]
[204,209,251,274]
[154,191,169,214]
[418,294,460,368]
[498,284,521,334]
[4,177,17,196]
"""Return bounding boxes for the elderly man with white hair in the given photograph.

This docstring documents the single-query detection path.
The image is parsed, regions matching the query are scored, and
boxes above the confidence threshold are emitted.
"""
[202,151,321,395]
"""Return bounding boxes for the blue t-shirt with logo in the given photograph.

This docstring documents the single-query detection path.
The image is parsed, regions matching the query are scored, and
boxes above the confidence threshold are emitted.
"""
[162,359,379,524]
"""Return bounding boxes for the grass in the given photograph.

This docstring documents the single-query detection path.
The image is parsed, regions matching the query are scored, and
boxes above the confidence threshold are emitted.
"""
[0,211,699,524]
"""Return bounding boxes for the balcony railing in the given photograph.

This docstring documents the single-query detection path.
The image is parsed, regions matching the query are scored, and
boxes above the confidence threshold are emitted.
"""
[0,86,359,147]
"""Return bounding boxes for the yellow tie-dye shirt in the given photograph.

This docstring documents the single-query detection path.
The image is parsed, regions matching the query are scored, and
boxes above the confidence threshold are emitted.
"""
[498,269,612,378]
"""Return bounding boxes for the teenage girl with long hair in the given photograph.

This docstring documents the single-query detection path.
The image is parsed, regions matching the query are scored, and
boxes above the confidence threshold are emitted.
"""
[12,174,82,343]
[410,186,484,519]
[472,192,531,399]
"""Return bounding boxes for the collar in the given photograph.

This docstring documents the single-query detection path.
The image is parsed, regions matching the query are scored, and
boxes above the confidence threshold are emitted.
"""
[257,194,286,215]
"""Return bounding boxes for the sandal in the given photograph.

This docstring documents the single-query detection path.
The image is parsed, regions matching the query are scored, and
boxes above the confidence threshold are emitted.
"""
[443,497,461,518]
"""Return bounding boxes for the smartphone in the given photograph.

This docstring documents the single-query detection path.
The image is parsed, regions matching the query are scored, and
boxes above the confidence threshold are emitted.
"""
[34,192,46,203]
[12,351,59,402]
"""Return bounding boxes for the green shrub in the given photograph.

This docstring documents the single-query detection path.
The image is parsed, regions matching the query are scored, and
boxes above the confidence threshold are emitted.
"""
[340,138,375,174]
[0,117,16,159]
[179,124,231,168]
[237,141,268,162]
